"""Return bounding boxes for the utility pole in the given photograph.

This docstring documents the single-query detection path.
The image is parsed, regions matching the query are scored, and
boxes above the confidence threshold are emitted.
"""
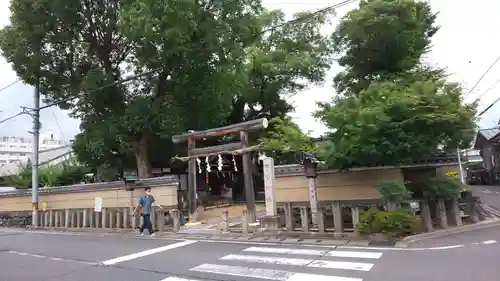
[31,76,40,227]
[457,145,465,185]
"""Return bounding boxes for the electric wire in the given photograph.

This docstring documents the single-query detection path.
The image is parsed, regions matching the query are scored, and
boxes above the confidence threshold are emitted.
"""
[473,77,500,102]
[0,79,20,94]
[465,53,500,99]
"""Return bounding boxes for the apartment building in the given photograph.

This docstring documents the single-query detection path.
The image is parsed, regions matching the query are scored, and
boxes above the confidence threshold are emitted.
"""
[0,132,64,165]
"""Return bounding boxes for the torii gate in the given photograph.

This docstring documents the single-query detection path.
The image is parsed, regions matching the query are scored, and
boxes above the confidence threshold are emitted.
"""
[172,118,268,222]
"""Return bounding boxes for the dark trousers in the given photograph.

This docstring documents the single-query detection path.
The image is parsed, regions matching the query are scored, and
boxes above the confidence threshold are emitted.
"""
[139,214,153,234]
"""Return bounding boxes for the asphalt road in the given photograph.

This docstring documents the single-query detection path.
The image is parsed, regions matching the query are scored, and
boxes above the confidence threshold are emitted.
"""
[0,229,499,281]
[409,223,500,248]
[469,184,500,213]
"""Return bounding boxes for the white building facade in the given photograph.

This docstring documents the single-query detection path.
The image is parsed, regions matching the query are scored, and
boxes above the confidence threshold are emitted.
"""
[0,132,64,165]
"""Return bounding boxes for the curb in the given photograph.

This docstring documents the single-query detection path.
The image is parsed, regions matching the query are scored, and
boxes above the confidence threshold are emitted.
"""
[9,221,500,249]
[4,226,371,247]
[158,232,365,246]
[400,219,500,246]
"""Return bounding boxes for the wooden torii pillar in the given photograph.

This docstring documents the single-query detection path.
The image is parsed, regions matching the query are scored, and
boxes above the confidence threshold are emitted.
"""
[172,118,268,222]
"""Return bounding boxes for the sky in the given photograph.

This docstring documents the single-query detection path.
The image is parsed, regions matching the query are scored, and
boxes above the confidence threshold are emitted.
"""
[1,0,499,141]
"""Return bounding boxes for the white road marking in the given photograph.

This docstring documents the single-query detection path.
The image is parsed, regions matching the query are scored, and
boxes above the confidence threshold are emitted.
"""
[287,274,360,281]
[481,189,493,194]
[481,240,497,244]
[220,254,374,271]
[221,254,311,266]
[243,246,383,259]
[337,245,465,251]
[4,228,477,251]
[243,246,329,256]
[30,254,45,258]
[408,245,465,250]
[324,250,382,259]
[171,238,467,251]
[308,260,373,271]
[7,250,94,265]
[101,240,197,266]
[190,264,362,281]
[161,277,203,281]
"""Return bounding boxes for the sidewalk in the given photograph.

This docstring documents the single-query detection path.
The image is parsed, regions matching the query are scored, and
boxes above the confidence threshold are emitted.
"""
[6,226,370,247]
[180,204,266,235]
[10,217,500,248]
[7,203,500,249]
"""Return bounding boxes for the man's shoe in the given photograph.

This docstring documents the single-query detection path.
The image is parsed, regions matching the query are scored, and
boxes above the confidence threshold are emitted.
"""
[140,233,145,236]
[149,233,155,237]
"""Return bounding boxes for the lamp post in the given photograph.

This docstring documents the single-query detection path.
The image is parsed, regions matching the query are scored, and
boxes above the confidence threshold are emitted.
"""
[123,169,138,207]
[303,155,319,227]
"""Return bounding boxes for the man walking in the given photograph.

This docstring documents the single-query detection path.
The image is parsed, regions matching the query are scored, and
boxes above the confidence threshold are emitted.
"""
[133,187,162,237]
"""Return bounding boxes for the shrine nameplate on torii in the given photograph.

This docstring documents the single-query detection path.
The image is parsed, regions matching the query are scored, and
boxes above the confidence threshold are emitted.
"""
[172,118,268,222]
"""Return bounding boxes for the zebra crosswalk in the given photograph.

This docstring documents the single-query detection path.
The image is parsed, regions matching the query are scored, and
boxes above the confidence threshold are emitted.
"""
[160,245,384,281]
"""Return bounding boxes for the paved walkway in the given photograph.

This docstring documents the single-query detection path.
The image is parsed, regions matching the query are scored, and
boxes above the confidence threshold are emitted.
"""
[181,204,266,234]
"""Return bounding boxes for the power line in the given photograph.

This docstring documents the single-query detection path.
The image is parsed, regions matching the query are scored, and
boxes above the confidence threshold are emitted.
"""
[261,0,357,33]
[478,95,500,117]
[0,0,355,125]
[38,67,161,111]
[0,79,20,94]
[52,111,67,145]
[0,112,24,125]
[465,53,500,117]
[473,77,500,102]
[465,53,500,98]
[0,68,160,126]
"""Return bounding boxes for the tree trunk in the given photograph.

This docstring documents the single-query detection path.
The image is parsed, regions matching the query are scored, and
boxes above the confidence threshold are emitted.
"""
[133,135,152,178]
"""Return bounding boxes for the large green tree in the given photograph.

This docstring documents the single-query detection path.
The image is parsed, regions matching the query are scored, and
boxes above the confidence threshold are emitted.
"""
[332,0,438,96]
[73,5,334,177]
[226,9,334,124]
[1,0,334,177]
[315,0,477,169]
[0,0,263,177]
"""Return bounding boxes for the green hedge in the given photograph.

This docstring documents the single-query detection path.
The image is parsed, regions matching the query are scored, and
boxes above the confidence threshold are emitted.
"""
[356,208,423,238]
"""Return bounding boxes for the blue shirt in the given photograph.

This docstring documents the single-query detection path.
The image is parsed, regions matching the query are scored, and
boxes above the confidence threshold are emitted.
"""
[139,195,155,215]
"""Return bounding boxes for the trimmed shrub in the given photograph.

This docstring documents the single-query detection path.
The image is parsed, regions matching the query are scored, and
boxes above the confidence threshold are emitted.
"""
[423,174,463,201]
[377,180,412,203]
[356,208,421,238]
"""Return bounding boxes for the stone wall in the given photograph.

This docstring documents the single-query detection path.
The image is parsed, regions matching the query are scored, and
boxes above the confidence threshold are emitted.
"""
[274,164,460,204]
[0,176,179,212]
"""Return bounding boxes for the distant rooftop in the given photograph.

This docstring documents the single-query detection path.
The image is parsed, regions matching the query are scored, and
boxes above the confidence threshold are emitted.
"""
[0,145,73,176]
[478,127,500,141]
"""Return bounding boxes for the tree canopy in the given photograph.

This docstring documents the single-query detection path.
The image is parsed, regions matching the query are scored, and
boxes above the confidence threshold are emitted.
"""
[9,159,91,189]
[315,0,477,169]
[332,0,439,96]
[1,0,476,174]
[259,117,315,153]
[0,0,335,177]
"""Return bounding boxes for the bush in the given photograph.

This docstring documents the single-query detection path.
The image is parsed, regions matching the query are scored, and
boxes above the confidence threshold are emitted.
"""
[356,208,420,238]
[377,180,412,203]
[423,174,463,201]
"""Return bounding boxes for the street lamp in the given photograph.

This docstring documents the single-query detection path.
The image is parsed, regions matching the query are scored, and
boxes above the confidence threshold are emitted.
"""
[302,157,318,178]
[123,169,138,191]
